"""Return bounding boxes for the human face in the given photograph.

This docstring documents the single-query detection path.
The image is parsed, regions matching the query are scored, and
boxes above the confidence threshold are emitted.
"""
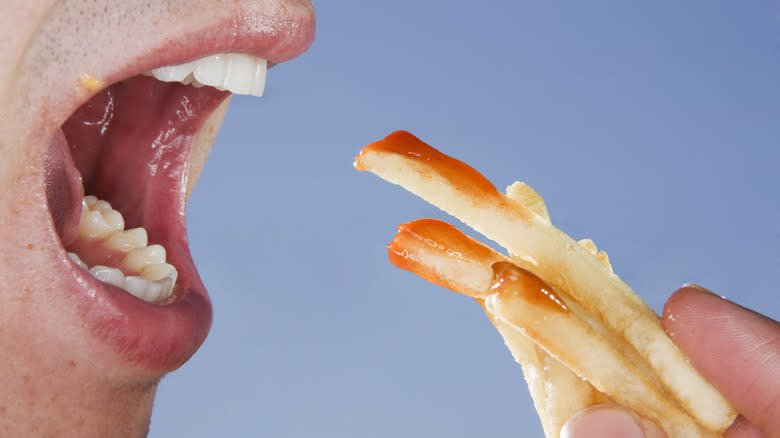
[0,1,314,436]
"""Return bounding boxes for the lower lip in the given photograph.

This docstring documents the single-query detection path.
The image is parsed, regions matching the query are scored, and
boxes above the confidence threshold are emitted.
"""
[73,259,213,372]
[59,192,215,373]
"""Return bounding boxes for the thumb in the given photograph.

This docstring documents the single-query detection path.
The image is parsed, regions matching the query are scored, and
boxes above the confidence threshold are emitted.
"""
[663,285,780,436]
[560,404,667,438]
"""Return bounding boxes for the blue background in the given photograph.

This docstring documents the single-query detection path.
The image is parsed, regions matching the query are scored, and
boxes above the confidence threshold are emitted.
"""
[150,1,779,436]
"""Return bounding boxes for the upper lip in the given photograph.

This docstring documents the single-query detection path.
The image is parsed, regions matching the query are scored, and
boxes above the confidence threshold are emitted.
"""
[20,2,315,373]
[26,2,316,132]
[102,9,318,92]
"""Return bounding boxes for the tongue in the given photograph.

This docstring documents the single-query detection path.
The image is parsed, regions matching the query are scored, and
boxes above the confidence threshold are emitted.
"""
[44,129,84,247]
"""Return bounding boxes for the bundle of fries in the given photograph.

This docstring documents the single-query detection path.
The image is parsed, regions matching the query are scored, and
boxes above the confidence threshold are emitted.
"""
[355,131,737,438]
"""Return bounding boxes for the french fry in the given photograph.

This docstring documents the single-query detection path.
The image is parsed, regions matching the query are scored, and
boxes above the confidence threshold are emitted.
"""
[538,351,607,433]
[505,181,550,223]
[505,181,662,390]
[505,181,610,433]
[488,262,718,438]
[356,131,737,433]
[389,219,602,437]
[388,219,503,298]
[389,219,716,437]
[495,325,555,437]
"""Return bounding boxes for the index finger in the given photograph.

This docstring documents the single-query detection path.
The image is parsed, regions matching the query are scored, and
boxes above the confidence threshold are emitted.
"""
[663,286,780,437]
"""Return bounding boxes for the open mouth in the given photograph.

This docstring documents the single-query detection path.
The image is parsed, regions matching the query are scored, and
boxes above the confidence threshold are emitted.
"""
[56,59,253,306]
[29,10,315,373]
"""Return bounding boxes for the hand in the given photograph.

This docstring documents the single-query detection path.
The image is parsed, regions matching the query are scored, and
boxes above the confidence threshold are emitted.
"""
[561,285,780,438]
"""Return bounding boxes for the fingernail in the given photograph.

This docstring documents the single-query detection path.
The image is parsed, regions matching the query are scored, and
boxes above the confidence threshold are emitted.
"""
[561,405,645,438]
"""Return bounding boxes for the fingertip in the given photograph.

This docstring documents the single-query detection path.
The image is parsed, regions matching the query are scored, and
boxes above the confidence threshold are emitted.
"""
[664,283,715,313]
[662,284,721,335]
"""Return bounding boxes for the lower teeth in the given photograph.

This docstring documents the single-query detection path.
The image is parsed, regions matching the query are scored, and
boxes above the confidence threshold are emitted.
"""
[66,195,177,304]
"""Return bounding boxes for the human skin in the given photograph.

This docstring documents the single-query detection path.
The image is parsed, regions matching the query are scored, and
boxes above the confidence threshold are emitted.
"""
[562,286,780,438]
[0,1,314,436]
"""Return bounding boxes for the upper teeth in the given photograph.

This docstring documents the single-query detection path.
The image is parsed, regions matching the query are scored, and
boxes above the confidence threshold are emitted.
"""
[145,53,267,97]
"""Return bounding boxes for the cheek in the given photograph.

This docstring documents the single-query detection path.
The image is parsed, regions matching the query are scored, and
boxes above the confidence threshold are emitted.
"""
[44,129,83,247]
